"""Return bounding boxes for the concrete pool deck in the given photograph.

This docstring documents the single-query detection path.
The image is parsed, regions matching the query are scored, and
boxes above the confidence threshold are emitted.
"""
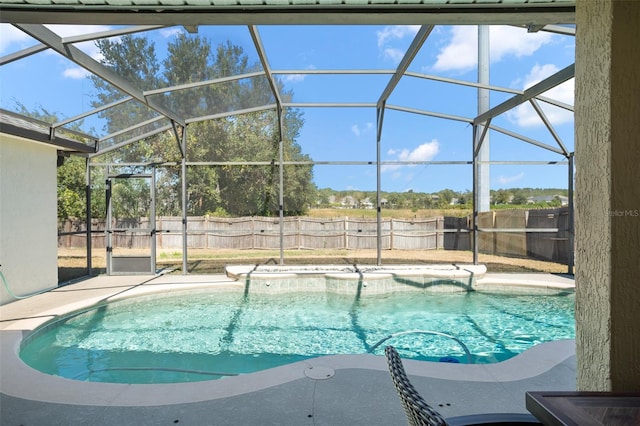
[0,272,576,425]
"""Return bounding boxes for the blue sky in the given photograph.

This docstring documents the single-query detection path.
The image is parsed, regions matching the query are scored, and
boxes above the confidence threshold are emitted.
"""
[0,24,575,193]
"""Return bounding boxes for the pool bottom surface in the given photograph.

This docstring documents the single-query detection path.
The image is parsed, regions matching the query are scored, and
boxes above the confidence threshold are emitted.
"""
[20,290,575,384]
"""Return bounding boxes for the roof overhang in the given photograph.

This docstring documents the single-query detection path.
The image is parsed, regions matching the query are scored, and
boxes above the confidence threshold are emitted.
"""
[0,110,96,154]
[0,2,575,26]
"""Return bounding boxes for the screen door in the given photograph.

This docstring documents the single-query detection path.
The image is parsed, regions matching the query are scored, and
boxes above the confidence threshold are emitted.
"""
[106,173,156,275]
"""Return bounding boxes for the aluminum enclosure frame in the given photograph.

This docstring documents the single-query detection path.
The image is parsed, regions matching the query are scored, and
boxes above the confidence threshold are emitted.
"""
[0,2,576,276]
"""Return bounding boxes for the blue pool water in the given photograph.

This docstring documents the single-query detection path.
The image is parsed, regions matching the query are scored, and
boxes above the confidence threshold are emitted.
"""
[20,290,574,384]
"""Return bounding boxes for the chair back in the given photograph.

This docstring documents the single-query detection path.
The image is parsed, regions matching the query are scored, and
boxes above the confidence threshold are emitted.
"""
[385,345,450,426]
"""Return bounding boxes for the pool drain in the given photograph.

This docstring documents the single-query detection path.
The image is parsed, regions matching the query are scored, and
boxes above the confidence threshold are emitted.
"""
[304,366,335,380]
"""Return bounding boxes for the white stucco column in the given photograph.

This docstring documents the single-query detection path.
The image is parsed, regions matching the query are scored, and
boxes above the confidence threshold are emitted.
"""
[575,0,640,391]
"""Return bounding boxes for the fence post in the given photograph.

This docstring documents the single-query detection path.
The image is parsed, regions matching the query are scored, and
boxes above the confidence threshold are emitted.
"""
[251,216,255,249]
[205,216,209,250]
[344,216,349,250]
[65,220,71,247]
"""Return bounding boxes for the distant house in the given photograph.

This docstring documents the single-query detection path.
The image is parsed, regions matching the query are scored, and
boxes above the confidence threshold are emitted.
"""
[341,196,357,209]
[527,195,569,206]
[360,198,374,209]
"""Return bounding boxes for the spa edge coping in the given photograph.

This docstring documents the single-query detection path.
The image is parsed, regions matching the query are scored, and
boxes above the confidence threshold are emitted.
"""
[223,264,574,294]
[225,263,489,281]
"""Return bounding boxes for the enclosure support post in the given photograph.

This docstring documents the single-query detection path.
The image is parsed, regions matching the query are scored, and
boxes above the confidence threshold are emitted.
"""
[376,105,384,266]
[472,125,479,265]
[567,152,575,275]
[105,165,112,275]
[151,165,157,274]
[181,126,188,275]
[278,106,284,266]
[85,158,92,275]
[279,138,284,265]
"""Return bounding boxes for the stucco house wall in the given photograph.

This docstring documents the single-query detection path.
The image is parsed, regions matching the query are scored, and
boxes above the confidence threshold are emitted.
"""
[0,134,58,305]
[575,0,640,391]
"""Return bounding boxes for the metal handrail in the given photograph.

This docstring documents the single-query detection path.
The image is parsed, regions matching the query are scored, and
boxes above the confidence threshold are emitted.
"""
[369,330,473,364]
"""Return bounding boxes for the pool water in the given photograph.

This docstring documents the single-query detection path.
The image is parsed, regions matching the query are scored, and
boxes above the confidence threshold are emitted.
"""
[20,290,575,384]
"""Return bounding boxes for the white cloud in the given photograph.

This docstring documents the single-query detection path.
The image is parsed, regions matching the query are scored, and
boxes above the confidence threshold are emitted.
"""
[432,27,477,72]
[376,25,419,63]
[382,163,401,173]
[1,25,114,79]
[159,27,183,38]
[282,65,316,84]
[508,63,575,127]
[383,140,439,172]
[283,74,306,83]
[388,170,404,181]
[45,24,111,38]
[49,25,118,81]
[398,140,439,161]
[432,26,554,72]
[46,25,112,61]
[351,122,374,137]
[8,25,115,80]
[383,48,405,63]
[491,26,554,60]
[63,67,91,79]
[0,24,32,54]
[496,172,525,185]
[377,25,420,48]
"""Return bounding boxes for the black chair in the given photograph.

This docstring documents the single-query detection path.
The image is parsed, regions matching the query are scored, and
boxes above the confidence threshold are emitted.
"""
[384,346,541,426]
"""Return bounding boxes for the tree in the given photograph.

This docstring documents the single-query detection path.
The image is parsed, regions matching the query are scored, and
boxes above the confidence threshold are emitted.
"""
[457,190,472,206]
[91,33,313,217]
[550,195,563,207]
[436,189,456,207]
[92,35,161,135]
[492,189,512,205]
[10,102,102,220]
[511,193,528,205]
[314,188,333,208]
[58,156,87,220]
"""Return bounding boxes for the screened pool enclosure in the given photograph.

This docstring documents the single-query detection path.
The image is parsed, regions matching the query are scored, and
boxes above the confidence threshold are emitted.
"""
[0,9,576,278]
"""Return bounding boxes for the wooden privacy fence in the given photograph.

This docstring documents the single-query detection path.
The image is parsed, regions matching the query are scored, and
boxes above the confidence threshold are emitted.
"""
[58,216,443,250]
[58,207,571,263]
[441,207,571,263]
[147,216,443,251]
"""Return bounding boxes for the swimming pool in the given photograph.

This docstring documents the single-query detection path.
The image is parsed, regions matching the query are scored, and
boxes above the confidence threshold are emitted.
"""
[20,288,575,384]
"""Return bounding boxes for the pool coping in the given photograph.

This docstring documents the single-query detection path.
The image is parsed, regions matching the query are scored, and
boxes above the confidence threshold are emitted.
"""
[0,271,575,408]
